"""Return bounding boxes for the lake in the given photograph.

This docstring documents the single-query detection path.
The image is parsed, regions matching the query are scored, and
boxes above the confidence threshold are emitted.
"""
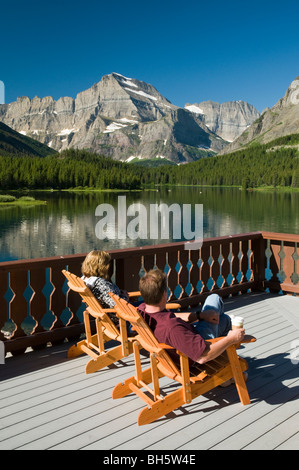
[0,187,298,262]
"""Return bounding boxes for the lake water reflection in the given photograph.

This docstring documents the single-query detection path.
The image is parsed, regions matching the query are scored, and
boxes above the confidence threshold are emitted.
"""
[0,187,298,262]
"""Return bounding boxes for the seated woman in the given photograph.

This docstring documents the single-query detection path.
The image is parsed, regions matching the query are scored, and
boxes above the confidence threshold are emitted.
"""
[81,250,130,329]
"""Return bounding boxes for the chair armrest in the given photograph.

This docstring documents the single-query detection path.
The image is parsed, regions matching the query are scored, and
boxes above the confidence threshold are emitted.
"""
[128,291,141,298]
[157,342,175,349]
[166,303,181,310]
[205,334,256,345]
[127,291,181,309]
[241,335,256,343]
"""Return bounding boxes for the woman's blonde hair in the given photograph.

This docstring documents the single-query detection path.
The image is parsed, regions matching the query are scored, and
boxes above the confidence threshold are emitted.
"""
[81,250,112,279]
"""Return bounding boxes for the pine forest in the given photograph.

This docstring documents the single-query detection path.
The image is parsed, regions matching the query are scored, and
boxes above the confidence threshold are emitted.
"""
[0,135,298,191]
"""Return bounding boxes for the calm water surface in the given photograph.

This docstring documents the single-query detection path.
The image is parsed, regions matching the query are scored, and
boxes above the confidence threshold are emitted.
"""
[0,187,298,262]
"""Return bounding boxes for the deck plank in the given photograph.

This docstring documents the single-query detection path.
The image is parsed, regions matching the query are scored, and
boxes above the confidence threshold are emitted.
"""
[1,292,299,450]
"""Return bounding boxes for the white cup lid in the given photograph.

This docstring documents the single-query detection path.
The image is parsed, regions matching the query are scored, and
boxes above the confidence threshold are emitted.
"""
[231,315,244,325]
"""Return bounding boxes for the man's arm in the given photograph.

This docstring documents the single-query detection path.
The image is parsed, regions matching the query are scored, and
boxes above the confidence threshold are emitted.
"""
[197,328,245,364]
[175,310,219,324]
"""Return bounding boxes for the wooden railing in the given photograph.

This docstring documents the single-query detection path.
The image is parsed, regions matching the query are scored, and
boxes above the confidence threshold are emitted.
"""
[0,231,298,356]
[261,231,299,295]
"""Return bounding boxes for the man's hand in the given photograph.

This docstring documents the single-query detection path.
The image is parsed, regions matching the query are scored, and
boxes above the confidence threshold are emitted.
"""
[227,328,245,344]
[199,310,219,324]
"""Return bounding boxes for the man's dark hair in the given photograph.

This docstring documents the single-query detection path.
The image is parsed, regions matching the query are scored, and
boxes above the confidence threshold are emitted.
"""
[139,268,167,305]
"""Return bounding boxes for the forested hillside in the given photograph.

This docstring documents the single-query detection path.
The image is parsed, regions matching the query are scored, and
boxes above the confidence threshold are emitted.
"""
[142,136,299,189]
[0,121,56,157]
[0,135,298,190]
[0,149,141,190]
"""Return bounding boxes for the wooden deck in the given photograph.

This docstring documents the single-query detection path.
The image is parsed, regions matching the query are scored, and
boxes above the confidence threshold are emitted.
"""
[1,291,299,451]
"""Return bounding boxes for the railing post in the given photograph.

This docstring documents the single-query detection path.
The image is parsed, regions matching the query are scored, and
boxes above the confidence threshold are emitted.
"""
[261,232,299,295]
[252,233,266,291]
[114,256,141,292]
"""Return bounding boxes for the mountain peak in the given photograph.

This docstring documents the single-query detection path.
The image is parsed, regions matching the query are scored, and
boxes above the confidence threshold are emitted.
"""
[109,72,174,108]
[281,76,299,107]
[220,75,299,153]
[0,72,249,162]
[185,100,259,142]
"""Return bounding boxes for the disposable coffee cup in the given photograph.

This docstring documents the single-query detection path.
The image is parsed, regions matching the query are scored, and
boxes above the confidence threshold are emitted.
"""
[230,315,244,330]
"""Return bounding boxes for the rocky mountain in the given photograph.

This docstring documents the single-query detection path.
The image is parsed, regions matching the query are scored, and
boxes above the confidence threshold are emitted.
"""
[0,73,227,164]
[220,76,299,154]
[0,121,56,157]
[185,100,260,142]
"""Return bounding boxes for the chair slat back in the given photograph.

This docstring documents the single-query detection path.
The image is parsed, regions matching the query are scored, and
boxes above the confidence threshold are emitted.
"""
[110,293,181,380]
[62,270,120,340]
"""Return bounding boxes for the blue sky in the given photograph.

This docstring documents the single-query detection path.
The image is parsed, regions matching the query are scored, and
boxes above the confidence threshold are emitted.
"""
[1,0,299,112]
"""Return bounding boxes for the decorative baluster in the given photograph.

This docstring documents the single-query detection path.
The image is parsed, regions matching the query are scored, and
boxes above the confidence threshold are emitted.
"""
[282,243,295,289]
[269,241,280,289]
[143,254,155,272]
[178,249,189,299]
[211,244,220,291]
[278,241,287,285]
[238,241,245,285]
[240,239,249,283]
[173,250,183,300]
[189,248,200,296]
[9,270,28,339]
[247,239,254,283]
[155,251,167,274]
[49,265,66,330]
[231,240,240,287]
[155,250,170,297]
[200,244,210,293]
[291,243,299,287]
[166,250,179,300]
[221,242,230,289]
[29,268,47,333]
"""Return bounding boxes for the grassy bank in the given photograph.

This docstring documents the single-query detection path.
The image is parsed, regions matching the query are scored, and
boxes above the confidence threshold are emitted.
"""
[0,195,46,206]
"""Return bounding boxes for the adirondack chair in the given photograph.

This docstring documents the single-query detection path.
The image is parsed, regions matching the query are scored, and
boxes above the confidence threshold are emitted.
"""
[62,269,181,374]
[109,292,256,426]
[62,269,138,374]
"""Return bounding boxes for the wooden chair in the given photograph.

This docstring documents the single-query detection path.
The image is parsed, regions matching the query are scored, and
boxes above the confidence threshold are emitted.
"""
[109,292,256,426]
[62,270,181,374]
[62,269,138,374]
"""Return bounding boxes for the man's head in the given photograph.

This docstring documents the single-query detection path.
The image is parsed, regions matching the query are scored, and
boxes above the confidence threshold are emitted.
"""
[139,268,167,306]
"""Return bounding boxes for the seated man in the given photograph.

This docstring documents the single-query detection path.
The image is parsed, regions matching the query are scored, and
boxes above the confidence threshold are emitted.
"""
[138,268,245,365]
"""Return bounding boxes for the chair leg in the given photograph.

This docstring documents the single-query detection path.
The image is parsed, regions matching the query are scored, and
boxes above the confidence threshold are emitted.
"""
[226,346,250,405]
[69,335,134,374]
[67,339,85,358]
[112,366,154,399]
[137,388,186,426]
[85,344,127,374]
[137,355,250,425]
[67,333,100,359]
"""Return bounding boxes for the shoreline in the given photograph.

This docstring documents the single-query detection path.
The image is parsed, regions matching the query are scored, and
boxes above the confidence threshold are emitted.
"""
[1,184,299,194]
